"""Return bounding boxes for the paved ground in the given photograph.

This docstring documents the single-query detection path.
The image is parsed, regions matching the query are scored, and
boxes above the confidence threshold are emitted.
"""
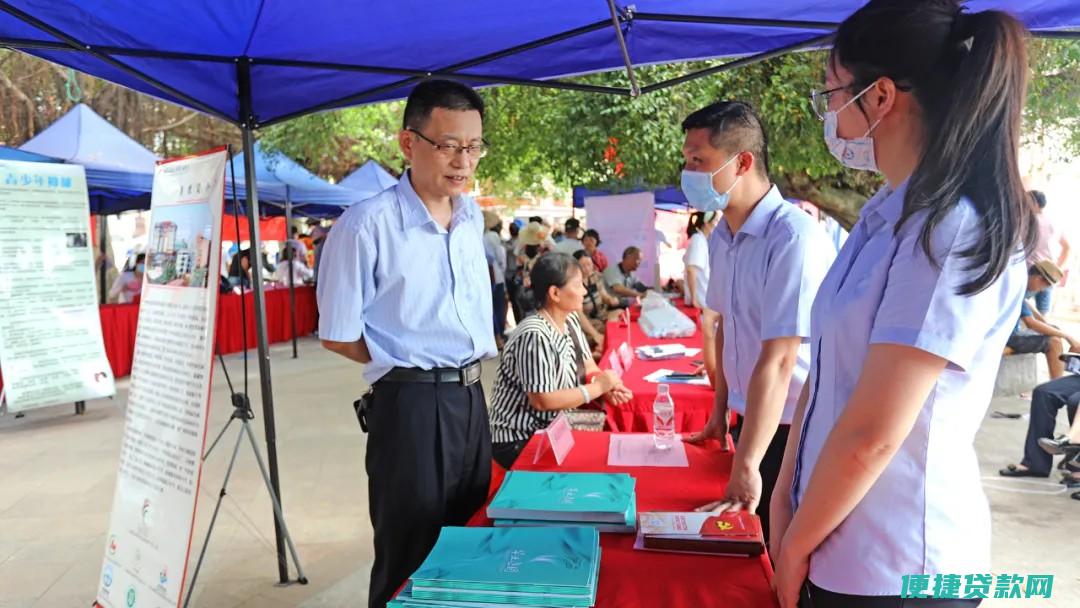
[1,337,1077,607]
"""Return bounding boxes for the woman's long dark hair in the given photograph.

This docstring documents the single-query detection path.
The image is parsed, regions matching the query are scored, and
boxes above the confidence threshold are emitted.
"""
[687,211,714,237]
[833,0,1037,294]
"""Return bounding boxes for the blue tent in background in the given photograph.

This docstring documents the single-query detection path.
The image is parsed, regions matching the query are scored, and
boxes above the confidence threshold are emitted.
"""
[573,184,689,212]
[0,146,63,164]
[19,103,158,214]
[229,143,365,218]
[339,160,398,202]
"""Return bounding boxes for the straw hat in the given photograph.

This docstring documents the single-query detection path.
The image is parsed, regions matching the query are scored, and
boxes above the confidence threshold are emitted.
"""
[482,210,501,231]
[518,221,550,246]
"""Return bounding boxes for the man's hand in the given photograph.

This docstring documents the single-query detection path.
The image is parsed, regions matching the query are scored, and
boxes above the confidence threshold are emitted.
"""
[605,384,633,405]
[1068,336,1080,353]
[685,413,729,447]
[695,464,762,514]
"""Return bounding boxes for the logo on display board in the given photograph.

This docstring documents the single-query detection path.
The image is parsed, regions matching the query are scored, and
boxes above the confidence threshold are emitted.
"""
[102,565,114,588]
[159,565,168,586]
[141,498,153,527]
[126,585,137,607]
[108,535,118,556]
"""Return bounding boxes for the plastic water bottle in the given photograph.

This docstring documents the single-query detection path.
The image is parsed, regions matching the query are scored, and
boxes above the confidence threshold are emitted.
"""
[653,384,676,450]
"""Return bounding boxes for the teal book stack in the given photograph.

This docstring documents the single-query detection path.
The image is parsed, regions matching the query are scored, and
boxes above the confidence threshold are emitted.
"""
[486,471,636,532]
[389,526,601,608]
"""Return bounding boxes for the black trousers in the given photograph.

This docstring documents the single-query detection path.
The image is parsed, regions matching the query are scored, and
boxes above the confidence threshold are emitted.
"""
[801,582,981,607]
[365,379,492,608]
[731,415,789,544]
[1020,374,1080,474]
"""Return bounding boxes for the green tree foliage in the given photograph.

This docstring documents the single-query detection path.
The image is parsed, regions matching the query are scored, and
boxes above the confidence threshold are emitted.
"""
[257,40,1079,225]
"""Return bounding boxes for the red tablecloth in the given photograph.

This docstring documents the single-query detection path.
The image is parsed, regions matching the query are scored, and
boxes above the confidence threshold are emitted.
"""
[600,317,714,434]
[469,432,778,608]
[98,286,317,380]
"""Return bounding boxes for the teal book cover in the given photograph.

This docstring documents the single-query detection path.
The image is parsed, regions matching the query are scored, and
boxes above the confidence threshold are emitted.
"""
[494,493,636,533]
[486,471,635,523]
[410,547,601,607]
[409,526,600,595]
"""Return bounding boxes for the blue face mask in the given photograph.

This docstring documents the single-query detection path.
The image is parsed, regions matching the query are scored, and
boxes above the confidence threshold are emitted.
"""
[136,263,145,273]
[680,153,741,212]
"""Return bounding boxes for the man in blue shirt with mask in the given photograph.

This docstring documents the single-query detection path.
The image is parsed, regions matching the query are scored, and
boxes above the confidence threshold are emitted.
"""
[682,101,835,543]
[317,80,496,607]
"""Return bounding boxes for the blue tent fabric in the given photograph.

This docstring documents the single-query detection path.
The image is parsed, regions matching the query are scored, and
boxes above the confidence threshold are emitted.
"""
[0,2,1074,127]
[0,146,63,164]
[18,103,158,214]
[229,143,365,217]
[573,184,689,210]
[339,160,398,202]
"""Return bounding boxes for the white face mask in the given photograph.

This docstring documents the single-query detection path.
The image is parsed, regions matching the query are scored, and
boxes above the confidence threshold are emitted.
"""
[823,82,882,173]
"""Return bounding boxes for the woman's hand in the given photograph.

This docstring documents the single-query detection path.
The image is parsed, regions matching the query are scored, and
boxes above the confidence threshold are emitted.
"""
[604,384,633,405]
[772,541,810,608]
[769,490,793,559]
[594,370,620,393]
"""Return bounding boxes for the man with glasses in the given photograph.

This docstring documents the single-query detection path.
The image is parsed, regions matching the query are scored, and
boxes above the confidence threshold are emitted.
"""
[317,79,494,608]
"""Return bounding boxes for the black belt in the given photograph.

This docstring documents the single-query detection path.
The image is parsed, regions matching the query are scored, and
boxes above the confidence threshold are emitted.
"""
[380,361,482,386]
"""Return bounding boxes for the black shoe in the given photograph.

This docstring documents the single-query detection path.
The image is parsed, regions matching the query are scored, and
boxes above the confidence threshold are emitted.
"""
[1038,436,1080,455]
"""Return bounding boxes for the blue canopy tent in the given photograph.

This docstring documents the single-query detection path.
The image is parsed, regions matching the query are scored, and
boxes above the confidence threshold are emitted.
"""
[340,160,398,202]
[15,103,289,214]
[229,142,365,219]
[573,184,689,212]
[19,103,158,214]
[0,145,62,163]
[1,1,1073,585]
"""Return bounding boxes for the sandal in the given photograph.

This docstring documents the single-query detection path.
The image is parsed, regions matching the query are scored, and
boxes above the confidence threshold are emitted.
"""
[999,463,1049,478]
[1061,472,1080,488]
[1038,435,1080,455]
[1072,491,1080,501]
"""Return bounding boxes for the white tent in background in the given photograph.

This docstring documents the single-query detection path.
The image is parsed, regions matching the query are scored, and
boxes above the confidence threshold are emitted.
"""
[339,160,397,202]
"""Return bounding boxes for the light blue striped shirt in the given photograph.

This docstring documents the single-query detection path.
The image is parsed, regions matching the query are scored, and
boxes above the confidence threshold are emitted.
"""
[317,171,496,384]
[705,186,836,424]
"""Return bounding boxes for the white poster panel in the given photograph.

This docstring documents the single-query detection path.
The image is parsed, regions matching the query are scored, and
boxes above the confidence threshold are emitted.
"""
[584,192,658,288]
[0,161,115,411]
[96,149,226,608]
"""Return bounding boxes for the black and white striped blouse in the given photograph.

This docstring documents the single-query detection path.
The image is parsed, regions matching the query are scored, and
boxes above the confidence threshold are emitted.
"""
[489,312,589,443]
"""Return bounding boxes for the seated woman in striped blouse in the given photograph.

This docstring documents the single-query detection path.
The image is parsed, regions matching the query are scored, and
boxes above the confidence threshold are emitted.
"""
[489,252,633,469]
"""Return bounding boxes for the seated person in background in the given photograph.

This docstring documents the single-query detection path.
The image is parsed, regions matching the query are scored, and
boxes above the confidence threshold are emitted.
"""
[1000,352,1080,479]
[574,250,621,359]
[488,252,632,469]
[582,228,608,272]
[108,253,145,303]
[603,246,649,302]
[1006,261,1080,380]
[272,244,314,285]
[227,249,253,289]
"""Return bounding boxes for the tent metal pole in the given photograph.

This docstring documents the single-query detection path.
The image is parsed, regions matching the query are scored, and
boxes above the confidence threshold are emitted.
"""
[640,33,833,94]
[631,13,837,30]
[237,57,290,584]
[0,2,232,123]
[606,0,640,97]
[257,18,617,127]
[98,215,108,305]
[284,190,298,359]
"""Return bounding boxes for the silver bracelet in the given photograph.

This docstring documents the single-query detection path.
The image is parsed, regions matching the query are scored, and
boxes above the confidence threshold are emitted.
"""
[577,385,591,405]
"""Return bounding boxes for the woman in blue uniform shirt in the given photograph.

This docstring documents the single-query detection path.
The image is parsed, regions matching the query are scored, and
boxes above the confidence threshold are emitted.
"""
[770,1,1038,606]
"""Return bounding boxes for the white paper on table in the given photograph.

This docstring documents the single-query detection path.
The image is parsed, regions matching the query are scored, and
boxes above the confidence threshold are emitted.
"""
[641,368,711,386]
[608,433,690,467]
